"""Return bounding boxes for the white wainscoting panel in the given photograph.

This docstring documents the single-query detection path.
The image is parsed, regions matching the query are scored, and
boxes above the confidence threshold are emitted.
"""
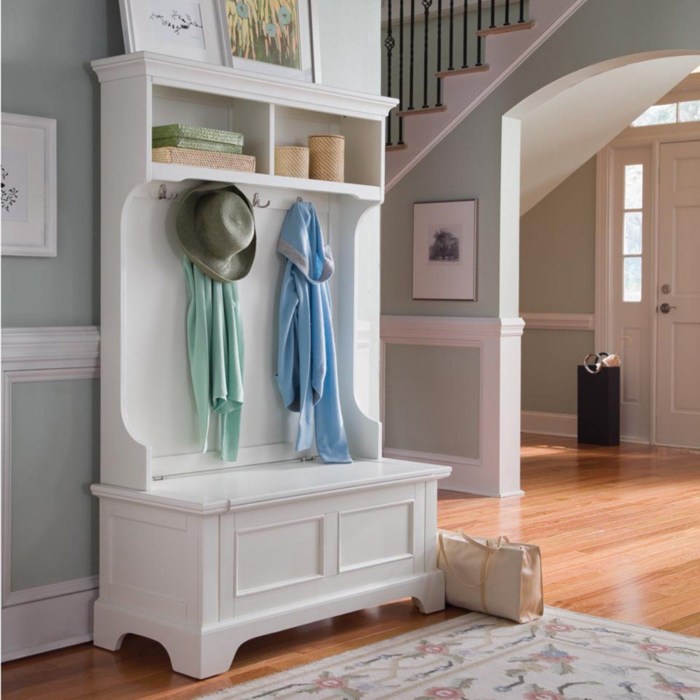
[381,315,524,497]
[2,326,101,661]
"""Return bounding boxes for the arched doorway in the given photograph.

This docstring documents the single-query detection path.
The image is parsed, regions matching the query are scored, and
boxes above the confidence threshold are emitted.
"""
[500,51,700,462]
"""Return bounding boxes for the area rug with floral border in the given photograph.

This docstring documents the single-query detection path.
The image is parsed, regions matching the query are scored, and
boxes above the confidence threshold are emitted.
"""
[194,606,700,700]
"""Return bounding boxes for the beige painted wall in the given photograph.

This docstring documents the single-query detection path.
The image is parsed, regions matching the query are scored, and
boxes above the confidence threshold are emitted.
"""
[520,158,596,314]
[519,158,596,414]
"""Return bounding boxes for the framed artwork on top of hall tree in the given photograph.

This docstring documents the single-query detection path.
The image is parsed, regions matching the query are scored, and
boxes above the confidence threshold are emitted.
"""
[1,113,57,257]
[223,0,321,83]
[412,199,478,301]
[118,0,228,65]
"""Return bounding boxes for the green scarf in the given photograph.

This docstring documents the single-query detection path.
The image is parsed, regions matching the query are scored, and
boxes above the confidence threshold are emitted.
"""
[184,256,244,461]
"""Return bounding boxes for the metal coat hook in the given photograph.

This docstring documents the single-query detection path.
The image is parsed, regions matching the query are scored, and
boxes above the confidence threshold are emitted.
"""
[156,184,177,201]
[296,196,304,203]
[252,192,270,208]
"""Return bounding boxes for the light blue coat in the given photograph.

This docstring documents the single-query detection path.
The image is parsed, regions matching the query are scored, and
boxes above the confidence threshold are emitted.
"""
[184,257,244,461]
[276,203,351,464]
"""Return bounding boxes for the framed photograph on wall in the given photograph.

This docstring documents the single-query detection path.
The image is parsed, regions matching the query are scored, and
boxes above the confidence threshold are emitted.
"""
[222,0,321,83]
[1,113,57,257]
[412,199,478,300]
[119,0,228,65]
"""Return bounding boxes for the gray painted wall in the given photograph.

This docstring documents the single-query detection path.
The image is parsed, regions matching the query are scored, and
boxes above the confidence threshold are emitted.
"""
[382,0,700,453]
[2,0,120,600]
[384,344,480,458]
[2,0,123,327]
[1,0,380,599]
[11,379,99,590]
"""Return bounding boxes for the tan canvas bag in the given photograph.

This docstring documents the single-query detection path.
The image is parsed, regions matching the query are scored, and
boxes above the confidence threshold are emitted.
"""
[437,530,543,623]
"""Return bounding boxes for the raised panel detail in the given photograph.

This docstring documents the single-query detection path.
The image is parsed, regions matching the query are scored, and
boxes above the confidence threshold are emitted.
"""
[673,207,700,295]
[673,323,700,413]
[108,511,193,621]
[674,156,700,190]
[621,327,642,405]
[235,517,323,596]
[339,502,414,573]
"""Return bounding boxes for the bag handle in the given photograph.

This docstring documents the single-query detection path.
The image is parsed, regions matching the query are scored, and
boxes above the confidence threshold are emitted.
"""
[457,531,510,551]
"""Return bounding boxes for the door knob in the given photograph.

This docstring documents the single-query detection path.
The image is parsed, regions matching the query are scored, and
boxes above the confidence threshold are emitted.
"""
[659,303,677,314]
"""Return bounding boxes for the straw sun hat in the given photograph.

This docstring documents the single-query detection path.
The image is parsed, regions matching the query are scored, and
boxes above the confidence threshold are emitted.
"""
[176,182,256,283]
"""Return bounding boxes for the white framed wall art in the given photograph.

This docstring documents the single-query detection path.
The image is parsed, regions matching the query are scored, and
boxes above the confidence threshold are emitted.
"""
[119,0,228,65]
[1,113,57,258]
[412,199,478,301]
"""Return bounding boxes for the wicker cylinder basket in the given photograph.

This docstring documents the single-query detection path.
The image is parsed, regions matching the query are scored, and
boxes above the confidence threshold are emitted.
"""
[274,146,310,178]
[308,134,345,182]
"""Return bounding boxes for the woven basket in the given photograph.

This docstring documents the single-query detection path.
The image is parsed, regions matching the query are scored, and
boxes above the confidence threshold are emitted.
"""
[275,146,309,178]
[152,147,256,172]
[308,134,345,182]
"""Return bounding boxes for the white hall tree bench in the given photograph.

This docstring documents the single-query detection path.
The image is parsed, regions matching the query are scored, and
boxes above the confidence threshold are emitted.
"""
[91,52,450,679]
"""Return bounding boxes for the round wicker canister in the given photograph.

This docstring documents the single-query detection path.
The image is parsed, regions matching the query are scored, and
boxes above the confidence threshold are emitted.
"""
[274,146,309,178]
[308,134,345,182]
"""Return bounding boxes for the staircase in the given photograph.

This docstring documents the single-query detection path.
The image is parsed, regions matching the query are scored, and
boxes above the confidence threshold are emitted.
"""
[383,0,588,190]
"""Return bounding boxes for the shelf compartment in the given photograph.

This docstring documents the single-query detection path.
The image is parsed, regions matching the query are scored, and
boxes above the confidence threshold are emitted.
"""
[152,86,271,174]
[273,106,382,187]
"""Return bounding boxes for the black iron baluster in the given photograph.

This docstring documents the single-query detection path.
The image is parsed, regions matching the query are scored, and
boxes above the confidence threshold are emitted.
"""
[504,0,511,25]
[461,0,468,68]
[422,0,432,109]
[385,0,395,145]
[398,0,405,144]
[409,0,415,110]
[476,0,483,66]
[448,0,454,71]
[519,0,525,23]
[489,0,496,28]
[436,0,443,106]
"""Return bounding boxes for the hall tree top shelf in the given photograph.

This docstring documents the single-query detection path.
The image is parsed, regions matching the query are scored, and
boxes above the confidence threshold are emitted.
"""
[92,52,400,491]
[92,52,396,200]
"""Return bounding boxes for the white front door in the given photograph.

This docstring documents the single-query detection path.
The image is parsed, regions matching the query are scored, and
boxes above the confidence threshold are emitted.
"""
[656,140,700,448]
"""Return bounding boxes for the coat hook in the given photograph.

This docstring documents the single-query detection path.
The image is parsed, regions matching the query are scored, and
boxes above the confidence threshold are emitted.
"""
[252,192,270,208]
[296,196,304,203]
[156,184,177,201]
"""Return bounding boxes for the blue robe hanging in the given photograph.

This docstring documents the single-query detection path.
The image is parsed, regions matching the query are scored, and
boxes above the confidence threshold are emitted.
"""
[276,202,351,464]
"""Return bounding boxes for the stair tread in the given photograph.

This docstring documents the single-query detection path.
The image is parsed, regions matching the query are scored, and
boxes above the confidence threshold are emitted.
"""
[436,64,489,79]
[476,20,535,37]
[395,105,448,118]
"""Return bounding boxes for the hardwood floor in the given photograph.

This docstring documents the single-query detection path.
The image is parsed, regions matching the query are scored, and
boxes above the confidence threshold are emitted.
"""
[4,435,700,699]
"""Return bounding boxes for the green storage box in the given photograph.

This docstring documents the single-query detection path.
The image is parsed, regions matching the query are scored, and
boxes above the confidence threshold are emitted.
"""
[152,124,244,154]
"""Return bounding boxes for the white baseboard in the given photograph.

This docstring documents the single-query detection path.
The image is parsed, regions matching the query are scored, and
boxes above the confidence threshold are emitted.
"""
[2,586,98,661]
[521,411,577,437]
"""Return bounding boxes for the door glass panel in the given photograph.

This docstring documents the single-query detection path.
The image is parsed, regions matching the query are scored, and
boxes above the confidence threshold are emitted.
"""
[623,212,643,254]
[679,100,700,123]
[623,257,642,302]
[631,103,677,127]
[624,164,643,209]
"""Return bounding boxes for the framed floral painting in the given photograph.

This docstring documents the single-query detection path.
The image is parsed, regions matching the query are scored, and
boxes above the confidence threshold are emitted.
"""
[1,113,57,257]
[223,0,321,82]
[118,0,228,65]
[412,199,478,301]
